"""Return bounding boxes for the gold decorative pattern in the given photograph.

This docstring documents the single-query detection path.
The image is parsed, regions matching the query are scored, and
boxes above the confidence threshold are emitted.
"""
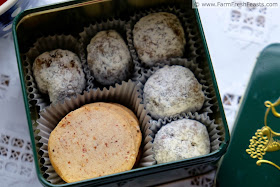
[246,98,280,170]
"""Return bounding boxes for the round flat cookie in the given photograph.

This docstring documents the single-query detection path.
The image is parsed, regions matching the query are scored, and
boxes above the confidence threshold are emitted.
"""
[85,103,142,153]
[48,105,136,183]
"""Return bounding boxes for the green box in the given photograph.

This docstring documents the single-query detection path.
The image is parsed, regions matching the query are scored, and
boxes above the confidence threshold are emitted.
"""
[217,44,280,187]
[12,0,230,186]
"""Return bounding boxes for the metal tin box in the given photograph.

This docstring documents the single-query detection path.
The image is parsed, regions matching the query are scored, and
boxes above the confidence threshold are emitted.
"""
[217,44,280,187]
[13,0,230,186]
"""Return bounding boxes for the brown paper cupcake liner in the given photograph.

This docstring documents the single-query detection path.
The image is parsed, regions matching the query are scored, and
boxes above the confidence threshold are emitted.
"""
[24,35,89,111]
[35,80,154,184]
[79,19,141,90]
[126,6,202,68]
[137,58,212,122]
[149,112,225,164]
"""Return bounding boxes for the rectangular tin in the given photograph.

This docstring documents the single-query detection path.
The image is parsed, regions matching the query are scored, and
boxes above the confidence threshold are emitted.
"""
[12,0,230,186]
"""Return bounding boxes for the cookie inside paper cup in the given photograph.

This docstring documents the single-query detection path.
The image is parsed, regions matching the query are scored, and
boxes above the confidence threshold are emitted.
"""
[150,113,225,164]
[138,58,212,121]
[24,35,89,110]
[79,19,141,89]
[32,49,86,104]
[127,6,201,68]
[133,12,186,67]
[153,118,210,164]
[87,30,132,86]
[36,81,154,184]
[143,65,205,119]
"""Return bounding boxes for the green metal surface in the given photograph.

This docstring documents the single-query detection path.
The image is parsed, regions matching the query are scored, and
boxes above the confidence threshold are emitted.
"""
[12,0,229,186]
[217,44,280,187]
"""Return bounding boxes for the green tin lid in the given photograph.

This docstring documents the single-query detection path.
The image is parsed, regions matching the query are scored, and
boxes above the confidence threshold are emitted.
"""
[217,44,280,186]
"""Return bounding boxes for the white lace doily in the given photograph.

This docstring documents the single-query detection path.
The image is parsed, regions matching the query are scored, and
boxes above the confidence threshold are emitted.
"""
[219,82,245,132]
[0,128,37,186]
[225,1,270,43]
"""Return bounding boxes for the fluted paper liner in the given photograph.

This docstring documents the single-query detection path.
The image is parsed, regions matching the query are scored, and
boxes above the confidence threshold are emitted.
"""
[23,35,89,111]
[79,19,141,89]
[138,58,212,121]
[127,6,203,68]
[35,81,154,184]
[149,112,225,164]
